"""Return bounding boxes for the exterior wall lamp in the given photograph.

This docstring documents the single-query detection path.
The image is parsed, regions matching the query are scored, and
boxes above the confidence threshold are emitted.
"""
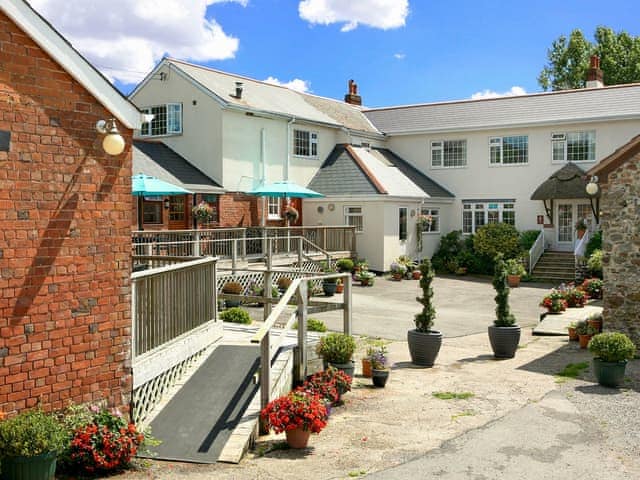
[95,118,125,155]
[164,198,170,210]
[586,175,600,224]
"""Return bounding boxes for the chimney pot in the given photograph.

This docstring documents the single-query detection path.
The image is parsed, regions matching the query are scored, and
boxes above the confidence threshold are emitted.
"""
[344,79,362,106]
[235,81,243,99]
[586,55,604,88]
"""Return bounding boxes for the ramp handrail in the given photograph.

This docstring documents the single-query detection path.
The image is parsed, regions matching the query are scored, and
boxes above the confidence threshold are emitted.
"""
[528,229,545,275]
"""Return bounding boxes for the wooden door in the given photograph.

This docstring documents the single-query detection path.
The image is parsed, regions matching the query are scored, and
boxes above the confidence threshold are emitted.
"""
[168,195,188,230]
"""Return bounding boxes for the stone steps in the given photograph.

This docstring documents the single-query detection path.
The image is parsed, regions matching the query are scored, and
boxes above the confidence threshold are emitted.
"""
[532,251,576,283]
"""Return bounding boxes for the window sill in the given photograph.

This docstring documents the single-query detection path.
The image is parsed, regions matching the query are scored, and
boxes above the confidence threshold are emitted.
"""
[430,165,467,170]
[488,162,528,167]
[551,159,595,164]
[137,132,183,139]
[292,155,319,160]
[267,216,282,221]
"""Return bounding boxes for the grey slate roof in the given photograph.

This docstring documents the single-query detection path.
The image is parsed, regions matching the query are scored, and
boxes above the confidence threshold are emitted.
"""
[308,145,454,198]
[530,163,591,200]
[133,140,224,194]
[164,58,380,134]
[363,84,640,135]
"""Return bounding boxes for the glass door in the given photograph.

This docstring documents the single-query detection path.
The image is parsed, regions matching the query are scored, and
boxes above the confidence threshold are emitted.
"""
[557,203,573,243]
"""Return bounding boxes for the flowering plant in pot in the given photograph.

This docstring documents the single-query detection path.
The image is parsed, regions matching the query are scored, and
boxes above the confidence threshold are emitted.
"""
[297,366,351,407]
[582,278,603,299]
[575,218,587,239]
[588,332,636,388]
[504,258,526,288]
[370,347,390,388]
[408,258,442,366]
[260,391,328,449]
[564,287,587,308]
[488,254,520,359]
[389,261,407,281]
[316,333,356,378]
[355,270,375,286]
[540,290,568,314]
[0,409,66,480]
[575,320,597,349]
[587,312,603,333]
[567,322,578,341]
[192,201,215,222]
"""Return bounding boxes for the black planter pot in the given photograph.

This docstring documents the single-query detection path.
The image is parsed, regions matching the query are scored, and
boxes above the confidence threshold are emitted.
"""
[329,360,355,380]
[225,299,241,308]
[323,281,337,297]
[488,325,521,359]
[371,369,389,388]
[407,329,442,367]
[0,451,57,480]
[593,358,627,388]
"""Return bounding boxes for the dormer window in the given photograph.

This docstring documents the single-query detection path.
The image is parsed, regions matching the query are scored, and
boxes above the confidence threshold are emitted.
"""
[141,103,182,136]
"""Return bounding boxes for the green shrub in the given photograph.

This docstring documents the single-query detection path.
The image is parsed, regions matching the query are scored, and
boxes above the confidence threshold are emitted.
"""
[0,409,66,457]
[293,318,327,332]
[493,254,516,327]
[585,230,602,258]
[220,307,252,324]
[519,230,541,251]
[414,258,436,332]
[336,258,354,273]
[316,332,356,364]
[587,249,603,277]
[505,258,526,276]
[588,332,636,362]
[474,223,521,261]
[431,230,465,273]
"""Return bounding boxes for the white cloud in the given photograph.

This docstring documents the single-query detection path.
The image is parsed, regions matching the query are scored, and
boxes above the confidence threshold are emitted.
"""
[263,76,310,93]
[298,0,409,32]
[29,0,245,84]
[394,53,406,60]
[471,86,527,100]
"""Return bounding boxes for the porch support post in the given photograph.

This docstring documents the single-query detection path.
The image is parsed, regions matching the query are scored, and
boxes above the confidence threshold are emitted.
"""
[296,282,308,383]
[343,273,352,336]
[259,331,270,435]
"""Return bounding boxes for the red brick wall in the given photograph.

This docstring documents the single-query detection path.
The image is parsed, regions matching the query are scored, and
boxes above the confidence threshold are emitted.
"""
[218,193,259,227]
[0,12,132,415]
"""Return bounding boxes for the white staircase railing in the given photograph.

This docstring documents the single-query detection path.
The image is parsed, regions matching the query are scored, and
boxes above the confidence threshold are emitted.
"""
[528,229,545,275]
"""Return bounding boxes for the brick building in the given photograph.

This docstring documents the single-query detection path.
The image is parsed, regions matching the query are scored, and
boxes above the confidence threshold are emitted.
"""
[0,0,141,414]
[588,134,640,348]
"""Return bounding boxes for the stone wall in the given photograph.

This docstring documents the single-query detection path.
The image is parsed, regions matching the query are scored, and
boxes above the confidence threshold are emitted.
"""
[600,151,640,347]
[0,12,132,414]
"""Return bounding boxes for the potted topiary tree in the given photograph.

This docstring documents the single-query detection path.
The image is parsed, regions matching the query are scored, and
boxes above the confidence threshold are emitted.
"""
[408,258,442,366]
[0,409,67,480]
[588,332,636,388]
[488,254,521,358]
[316,332,356,378]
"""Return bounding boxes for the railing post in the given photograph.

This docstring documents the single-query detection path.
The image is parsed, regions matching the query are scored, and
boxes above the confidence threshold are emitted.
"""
[296,282,308,383]
[322,228,327,250]
[297,237,303,271]
[131,277,137,360]
[343,273,352,336]
[264,238,273,319]
[231,239,237,274]
[194,230,201,257]
[241,228,247,259]
[259,332,270,435]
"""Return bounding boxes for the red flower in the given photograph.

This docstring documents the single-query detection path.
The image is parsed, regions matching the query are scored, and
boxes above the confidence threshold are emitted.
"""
[260,391,328,435]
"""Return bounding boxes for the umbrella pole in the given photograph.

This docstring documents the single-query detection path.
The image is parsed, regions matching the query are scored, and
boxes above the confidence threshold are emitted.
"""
[137,196,144,231]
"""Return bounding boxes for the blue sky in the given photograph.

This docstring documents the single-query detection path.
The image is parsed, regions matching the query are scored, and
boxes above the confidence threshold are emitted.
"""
[31,0,640,107]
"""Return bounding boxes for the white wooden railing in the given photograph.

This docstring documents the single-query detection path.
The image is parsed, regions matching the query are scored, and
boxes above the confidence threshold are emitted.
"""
[528,229,545,275]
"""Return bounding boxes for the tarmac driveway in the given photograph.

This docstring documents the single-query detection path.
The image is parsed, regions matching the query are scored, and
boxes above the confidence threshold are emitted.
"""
[314,275,554,340]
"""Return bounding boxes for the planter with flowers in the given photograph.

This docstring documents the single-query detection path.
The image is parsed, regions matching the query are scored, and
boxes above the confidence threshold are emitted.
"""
[588,332,636,388]
[564,287,587,308]
[298,366,351,407]
[587,312,603,333]
[355,270,375,286]
[369,346,390,388]
[192,201,215,223]
[284,205,299,224]
[389,261,407,281]
[540,290,568,314]
[505,258,526,288]
[0,409,66,480]
[576,320,597,349]
[260,391,328,449]
[582,278,603,300]
[567,322,578,341]
[575,218,587,239]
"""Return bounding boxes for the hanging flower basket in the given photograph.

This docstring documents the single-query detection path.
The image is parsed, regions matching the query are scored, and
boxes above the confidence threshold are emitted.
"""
[284,205,299,223]
[192,201,214,222]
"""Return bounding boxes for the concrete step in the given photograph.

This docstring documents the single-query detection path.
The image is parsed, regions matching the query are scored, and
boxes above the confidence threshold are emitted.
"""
[533,266,576,274]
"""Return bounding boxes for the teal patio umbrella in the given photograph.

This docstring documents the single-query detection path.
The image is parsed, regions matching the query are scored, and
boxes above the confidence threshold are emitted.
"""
[248,180,324,198]
[132,173,192,230]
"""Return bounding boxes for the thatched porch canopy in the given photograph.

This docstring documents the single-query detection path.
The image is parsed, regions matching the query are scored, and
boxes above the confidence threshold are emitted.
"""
[530,163,593,200]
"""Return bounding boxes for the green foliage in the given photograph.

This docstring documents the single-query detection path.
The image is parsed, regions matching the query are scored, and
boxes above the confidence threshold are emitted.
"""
[504,258,526,276]
[0,409,66,457]
[316,333,356,364]
[492,254,516,327]
[431,230,465,273]
[519,230,541,251]
[220,307,252,324]
[473,223,521,261]
[222,281,243,294]
[293,318,327,332]
[587,249,603,276]
[539,27,640,91]
[585,230,602,258]
[336,258,354,273]
[414,258,436,332]
[588,332,636,362]
[557,362,589,379]
[432,391,475,400]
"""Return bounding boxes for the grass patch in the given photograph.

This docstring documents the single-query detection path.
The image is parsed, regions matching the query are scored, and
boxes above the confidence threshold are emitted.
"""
[348,470,367,477]
[432,391,474,400]
[557,362,589,379]
[254,441,289,457]
[451,410,475,421]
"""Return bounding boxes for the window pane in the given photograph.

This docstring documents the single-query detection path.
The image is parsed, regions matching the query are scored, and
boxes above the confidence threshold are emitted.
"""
[268,197,280,217]
[167,104,182,133]
[567,131,595,162]
[488,210,499,223]
[552,139,565,161]
[399,208,407,240]
[169,196,185,221]
[143,201,162,224]
[463,211,473,233]
[294,130,311,156]
[442,140,467,167]
[502,210,515,225]
[345,206,363,233]
[490,145,501,164]
[431,148,442,167]
[502,136,528,164]
[474,211,485,230]
[420,207,439,232]
[150,105,167,136]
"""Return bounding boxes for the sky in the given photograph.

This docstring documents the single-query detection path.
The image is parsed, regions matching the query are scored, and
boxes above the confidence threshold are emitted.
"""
[29,0,640,108]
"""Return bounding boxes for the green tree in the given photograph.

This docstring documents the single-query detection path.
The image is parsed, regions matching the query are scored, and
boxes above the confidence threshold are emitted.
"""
[538,27,640,91]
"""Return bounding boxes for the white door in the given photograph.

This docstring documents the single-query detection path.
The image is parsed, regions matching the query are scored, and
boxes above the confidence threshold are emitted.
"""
[557,203,573,251]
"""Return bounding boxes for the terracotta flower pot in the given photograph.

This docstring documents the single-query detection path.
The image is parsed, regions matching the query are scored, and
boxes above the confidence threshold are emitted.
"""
[336,283,344,294]
[588,318,603,333]
[507,274,521,288]
[412,270,422,280]
[362,358,372,378]
[285,427,311,449]
[578,334,592,349]
[392,273,403,281]
[567,327,578,341]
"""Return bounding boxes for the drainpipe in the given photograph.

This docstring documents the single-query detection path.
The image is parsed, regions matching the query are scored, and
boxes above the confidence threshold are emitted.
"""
[286,117,295,181]
[260,128,266,227]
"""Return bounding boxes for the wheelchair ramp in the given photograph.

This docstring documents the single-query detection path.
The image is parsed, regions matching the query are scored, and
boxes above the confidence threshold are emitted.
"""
[143,344,260,463]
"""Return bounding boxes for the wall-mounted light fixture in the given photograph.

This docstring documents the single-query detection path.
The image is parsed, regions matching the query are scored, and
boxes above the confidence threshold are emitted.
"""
[164,198,170,210]
[95,118,125,155]
[585,175,600,224]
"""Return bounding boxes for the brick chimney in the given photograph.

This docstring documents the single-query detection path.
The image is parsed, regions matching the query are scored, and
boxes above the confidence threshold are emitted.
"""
[344,79,362,106]
[586,55,604,88]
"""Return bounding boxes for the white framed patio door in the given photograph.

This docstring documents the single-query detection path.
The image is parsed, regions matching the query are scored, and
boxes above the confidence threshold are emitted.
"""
[555,202,593,251]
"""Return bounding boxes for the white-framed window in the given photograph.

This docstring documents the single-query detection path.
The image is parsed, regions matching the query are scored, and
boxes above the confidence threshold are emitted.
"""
[431,140,467,168]
[399,207,408,241]
[489,135,528,165]
[344,206,363,233]
[462,202,515,233]
[293,129,318,158]
[419,207,440,233]
[142,200,162,224]
[551,131,596,163]
[141,103,182,136]
[267,197,280,219]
